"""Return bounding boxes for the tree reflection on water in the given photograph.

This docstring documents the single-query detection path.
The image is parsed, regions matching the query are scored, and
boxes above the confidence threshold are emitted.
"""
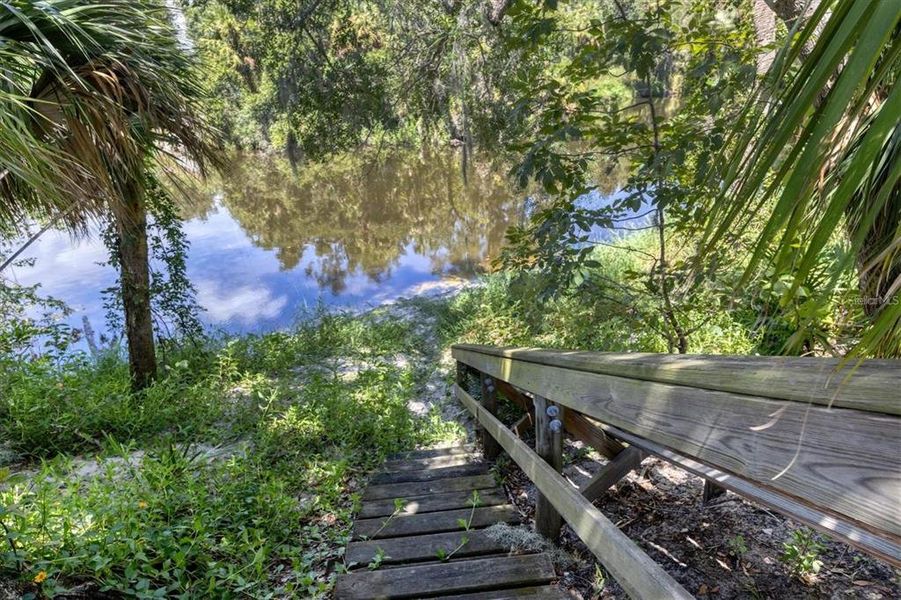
[206,148,531,294]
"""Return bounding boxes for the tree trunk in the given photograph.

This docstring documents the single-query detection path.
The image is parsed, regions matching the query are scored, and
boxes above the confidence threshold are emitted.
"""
[485,0,513,26]
[752,0,778,74]
[114,181,157,390]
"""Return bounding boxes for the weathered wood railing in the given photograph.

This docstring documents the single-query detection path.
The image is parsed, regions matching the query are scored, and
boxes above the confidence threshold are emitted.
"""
[453,344,901,599]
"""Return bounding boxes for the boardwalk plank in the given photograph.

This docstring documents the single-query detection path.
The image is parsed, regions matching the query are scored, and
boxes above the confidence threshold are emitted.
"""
[353,505,519,540]
[370,463,490,485]
[346,528,512,567]
[388,446,474,461]
[334,553,556,599]
[436,586,571,599]
[363,474,496,500]
[382,453,480,472]
[359,488,507,519]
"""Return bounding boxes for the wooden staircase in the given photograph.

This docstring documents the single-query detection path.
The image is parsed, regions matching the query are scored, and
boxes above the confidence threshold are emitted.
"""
[335,446,568,599]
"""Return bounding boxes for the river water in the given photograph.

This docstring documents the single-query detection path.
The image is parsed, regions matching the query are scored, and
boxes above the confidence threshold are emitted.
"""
[7,149,531,339]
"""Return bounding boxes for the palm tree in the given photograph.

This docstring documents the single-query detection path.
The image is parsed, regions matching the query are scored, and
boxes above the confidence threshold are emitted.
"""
[0,0,221,388]
[703,0,900,357]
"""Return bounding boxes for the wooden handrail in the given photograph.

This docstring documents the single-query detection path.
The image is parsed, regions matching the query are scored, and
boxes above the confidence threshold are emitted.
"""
[453,344,901,414]
[452,344,901,569]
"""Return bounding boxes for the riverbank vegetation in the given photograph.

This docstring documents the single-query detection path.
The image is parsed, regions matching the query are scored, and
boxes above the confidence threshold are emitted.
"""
[1,305,460,596]
[1,0,898,596]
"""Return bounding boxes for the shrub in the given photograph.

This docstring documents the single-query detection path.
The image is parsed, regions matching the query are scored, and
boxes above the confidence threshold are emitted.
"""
[0,307,456,597]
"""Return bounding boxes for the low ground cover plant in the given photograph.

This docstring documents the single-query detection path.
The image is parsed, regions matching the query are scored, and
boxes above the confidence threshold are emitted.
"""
[0,310,457,598]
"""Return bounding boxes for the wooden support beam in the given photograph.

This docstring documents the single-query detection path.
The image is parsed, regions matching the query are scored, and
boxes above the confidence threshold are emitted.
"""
[580,446,646,502]
[534,395,564,540]
[481,374,501,460]
[563,410,626,459]
[495,379,532,412]
[456,384,693,600]
[702,480,727,504]
[512,411,534,438]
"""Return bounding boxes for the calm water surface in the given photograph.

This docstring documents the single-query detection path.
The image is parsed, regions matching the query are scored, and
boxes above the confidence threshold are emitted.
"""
[9,150,530,339]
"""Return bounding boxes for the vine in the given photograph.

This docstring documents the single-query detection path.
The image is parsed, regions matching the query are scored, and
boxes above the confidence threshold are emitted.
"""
[101,173,205,346]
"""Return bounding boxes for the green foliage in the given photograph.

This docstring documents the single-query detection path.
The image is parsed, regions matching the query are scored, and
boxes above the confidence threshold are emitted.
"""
[0,307,456,597]
[497,0,764,354]
[780,528,825,580]
[0,247,77,362]
[0,0,221,232]
[592,563,607,594]
[185,0,394,159]
[2,445,315,598]
[184,0,554,159]
[100,175,206,343]
[367,547,386,571]
[702,0,900,357]
[436,247,761,355]
[727,534,748,560]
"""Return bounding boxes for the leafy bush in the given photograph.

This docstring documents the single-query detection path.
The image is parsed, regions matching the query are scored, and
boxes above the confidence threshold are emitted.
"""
[435,262,759,355]
[781,528,825,581]
[0,308,453,597]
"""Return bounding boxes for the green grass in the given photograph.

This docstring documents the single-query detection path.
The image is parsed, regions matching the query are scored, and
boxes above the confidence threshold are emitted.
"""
[0,309,461,598]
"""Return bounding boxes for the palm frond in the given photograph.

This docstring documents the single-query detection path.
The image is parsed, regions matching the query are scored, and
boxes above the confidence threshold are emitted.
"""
[0,0,223,233]
[702,0,901,357]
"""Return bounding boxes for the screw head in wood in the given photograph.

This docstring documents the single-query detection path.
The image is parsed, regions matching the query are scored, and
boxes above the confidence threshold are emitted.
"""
[549,419,562,432]
[546,405,559,418]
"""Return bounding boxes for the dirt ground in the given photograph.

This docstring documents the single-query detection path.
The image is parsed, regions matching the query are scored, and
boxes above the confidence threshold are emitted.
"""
[490,433,899,600]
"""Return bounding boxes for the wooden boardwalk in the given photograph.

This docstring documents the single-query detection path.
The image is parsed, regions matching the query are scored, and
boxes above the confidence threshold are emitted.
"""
[335,446,567,599]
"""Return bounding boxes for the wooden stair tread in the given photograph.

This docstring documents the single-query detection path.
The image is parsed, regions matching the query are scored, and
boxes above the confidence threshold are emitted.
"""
[359,487,507,519]
[370,463,490,485]
[388,446,474,461]
[382,453,481,472]
[363,474,497,500]
[334,553,557,599]
[353,504,519,540]
[338,449,569,599]
[346,528,515,567]
[434,586,571,599]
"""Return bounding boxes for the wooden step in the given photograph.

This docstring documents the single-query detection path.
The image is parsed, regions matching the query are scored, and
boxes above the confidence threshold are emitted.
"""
[382,453,481,472]
[359,488,507,519]
[435,586,571,599]
[363,474,497,501]
[346,528,514,567]
[334,553,557,599]
[353,505,519,540]
[370,463,490,485]
[388,446,474,461]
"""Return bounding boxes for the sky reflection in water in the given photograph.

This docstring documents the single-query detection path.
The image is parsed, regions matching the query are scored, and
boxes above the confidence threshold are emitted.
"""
[8,150,529,339]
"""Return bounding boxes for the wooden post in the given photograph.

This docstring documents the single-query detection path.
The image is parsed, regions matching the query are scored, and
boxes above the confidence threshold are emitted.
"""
[703,480,727,504]
[481,374,501,461]
[455,361,466,391]
[533,395,563,540]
